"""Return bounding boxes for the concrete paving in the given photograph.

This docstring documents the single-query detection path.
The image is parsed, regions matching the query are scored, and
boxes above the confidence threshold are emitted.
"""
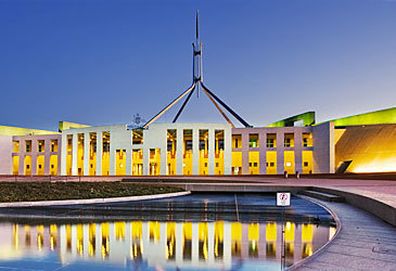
[293,199,396,271]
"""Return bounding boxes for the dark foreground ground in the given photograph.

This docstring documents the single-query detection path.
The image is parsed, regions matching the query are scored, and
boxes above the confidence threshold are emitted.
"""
[0,182,183,202]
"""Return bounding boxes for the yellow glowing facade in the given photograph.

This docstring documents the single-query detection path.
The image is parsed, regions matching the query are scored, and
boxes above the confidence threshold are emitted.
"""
[335,124,396,173]
[2,107,396,176]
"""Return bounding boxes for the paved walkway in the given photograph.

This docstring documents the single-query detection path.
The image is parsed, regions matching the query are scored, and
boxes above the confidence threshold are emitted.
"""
[294,199,396,271]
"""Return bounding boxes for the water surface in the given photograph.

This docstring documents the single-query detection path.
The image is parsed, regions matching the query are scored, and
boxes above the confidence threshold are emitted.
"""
[0,193,336,271]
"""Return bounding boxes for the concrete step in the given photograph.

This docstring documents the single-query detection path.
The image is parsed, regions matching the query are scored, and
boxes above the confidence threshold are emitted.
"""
[300,190,345,202]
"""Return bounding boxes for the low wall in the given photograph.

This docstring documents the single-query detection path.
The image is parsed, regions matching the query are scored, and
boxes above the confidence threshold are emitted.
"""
[311,187,396,226]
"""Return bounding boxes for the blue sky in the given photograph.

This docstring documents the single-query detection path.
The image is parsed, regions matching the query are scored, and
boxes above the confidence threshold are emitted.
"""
[0,0,395,130]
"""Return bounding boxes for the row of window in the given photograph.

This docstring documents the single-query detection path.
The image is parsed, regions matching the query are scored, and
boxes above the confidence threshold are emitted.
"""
[13,140,59,153]
[248,161,310,168]
[232,133,313,149]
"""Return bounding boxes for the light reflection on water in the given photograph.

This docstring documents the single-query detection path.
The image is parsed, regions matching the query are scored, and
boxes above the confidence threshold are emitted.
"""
[0,220,335,270]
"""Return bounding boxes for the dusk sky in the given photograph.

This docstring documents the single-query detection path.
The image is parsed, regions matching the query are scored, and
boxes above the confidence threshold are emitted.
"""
[1,0,396,130]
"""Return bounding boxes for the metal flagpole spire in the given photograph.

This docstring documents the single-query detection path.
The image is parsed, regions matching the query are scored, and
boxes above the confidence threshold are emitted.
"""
[193,10,202,96]
[143,11,252,129]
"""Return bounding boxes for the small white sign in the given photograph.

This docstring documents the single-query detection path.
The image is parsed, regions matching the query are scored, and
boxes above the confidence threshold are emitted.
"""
[276,192,291,206]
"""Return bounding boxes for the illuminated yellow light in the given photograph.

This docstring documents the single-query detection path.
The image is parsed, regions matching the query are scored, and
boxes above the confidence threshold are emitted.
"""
[37,234,43,251]
[13,224,19,250]
[36,225,44,251]
[50,236,55,251]
[302,243,313,258]
[198,222,208,241]
[88,224,96,257]
[248,223,259,241]
[329,226,337,240]
[266,222,277,242]
[301,224,314,243]
[203,239,208,260]
[251,240,256,250]
[89,243,95,257]
[131,221,143,240]
[183,223,193,240]
[149,221,160,242]
[49,224,58,250]
[115,222,126,241]
[285,222,295,242]
[353,156,396,173]
[231,222,242,241]
[101,223,110,258]
[77,224,84,256]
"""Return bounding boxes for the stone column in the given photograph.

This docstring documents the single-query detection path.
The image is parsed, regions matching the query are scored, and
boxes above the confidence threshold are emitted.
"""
[18,140,25,175]
[259,131,267,174]
[71,224,77,255]
[294,131,303,175]
[176,129,183,175]
[241,132,249,174]
[84,133,90,176]
[224,128,232,175]
[161,132,168,175]
[31,139,37,175]
[60,134,67,175]
[95,224,102,260]
[96,132,102,176]
[223,223,232,268]
[83,224,89,258]
[192,129,199,175]
[71,134,78,175]
[44,139,51,175]
[59,225,67,261]
[142,147,149,176]
[175,223,183,263]
[192,223,199,264]
[276,131,285,175]
[126,148,132,175]
[57,137,62,175]
[207,223,215,262]
[208,129,215,175]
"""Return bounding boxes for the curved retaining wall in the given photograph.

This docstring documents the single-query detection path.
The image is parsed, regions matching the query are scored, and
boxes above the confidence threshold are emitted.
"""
[0,191,191,208]
[310,186,396,226]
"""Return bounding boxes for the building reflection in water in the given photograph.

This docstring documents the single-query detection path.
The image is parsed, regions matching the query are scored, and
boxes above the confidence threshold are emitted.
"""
[0,220,335,269]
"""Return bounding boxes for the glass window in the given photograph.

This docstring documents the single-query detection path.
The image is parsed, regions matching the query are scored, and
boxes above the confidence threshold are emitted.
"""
[249,134,259,148]
[25,140,32,152]
[266,134,276,148]
[38,140,45,152]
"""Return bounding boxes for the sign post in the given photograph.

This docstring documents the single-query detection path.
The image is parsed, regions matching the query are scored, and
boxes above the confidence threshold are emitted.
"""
[276,192,291,270]
[276,192,291,207]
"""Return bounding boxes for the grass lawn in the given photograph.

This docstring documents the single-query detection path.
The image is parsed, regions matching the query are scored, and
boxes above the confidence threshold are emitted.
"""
[0,182,184,202]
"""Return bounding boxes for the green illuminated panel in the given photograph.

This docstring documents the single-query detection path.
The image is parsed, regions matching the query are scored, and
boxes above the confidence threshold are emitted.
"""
[331,107,396,127]
[0,125,58,136]
[267,111,315,127]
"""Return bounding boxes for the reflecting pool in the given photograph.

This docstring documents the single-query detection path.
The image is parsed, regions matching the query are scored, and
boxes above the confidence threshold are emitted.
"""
[0,193,336,271]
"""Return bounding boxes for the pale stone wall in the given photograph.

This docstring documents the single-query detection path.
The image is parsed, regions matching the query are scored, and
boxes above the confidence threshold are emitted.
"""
[12,134,62,175]
[0,135,12,175]
[232,126,313,175]
[312,122,335,173]
[143,123,232,175]
[61,125,132,176]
